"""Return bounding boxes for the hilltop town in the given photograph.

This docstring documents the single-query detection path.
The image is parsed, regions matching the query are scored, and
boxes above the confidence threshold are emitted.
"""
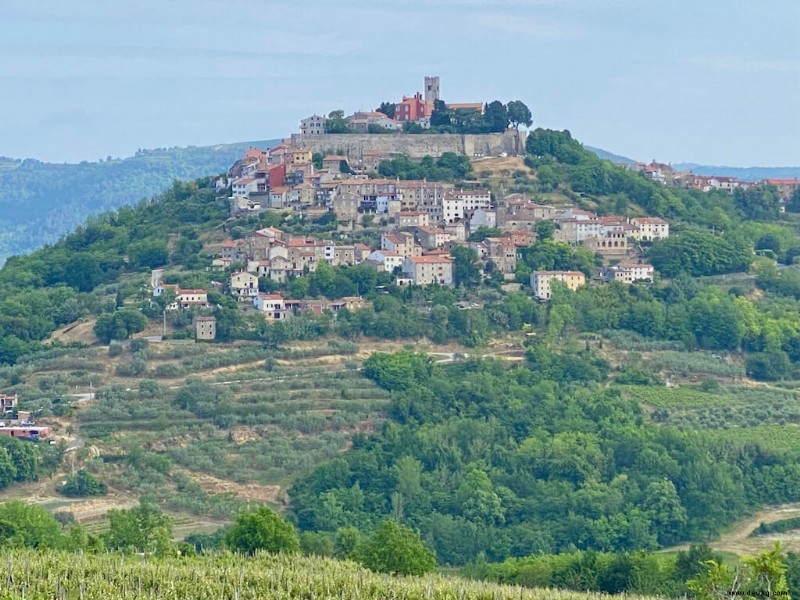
[160,79,799,336]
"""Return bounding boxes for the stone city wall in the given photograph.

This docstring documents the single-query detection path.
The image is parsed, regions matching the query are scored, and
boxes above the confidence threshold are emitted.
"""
[289,130,526,160]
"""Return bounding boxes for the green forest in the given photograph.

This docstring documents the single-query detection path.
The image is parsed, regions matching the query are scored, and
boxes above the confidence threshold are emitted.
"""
[288,351,800,563]
[0,139,277,264]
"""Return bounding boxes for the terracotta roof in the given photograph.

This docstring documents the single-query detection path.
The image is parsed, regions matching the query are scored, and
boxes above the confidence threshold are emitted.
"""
[450,189,491,197]
[407,255,452,264]
[534,270,585,277]
[288,238,318,247]
[397,180,444,189]
[416,226,445,234]
[382,234,407,245]
[631,217,668,225]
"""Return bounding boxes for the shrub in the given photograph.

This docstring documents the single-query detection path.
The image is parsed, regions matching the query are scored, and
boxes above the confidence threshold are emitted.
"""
[58,470,108,497]
[225,506,300,555]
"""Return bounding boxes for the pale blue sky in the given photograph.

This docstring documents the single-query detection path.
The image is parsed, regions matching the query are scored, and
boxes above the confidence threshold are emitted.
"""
[1,0,798,166]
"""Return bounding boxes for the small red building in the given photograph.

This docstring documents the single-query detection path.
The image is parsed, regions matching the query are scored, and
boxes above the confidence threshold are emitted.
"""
[0,426,50,441]
[395,93,433,122]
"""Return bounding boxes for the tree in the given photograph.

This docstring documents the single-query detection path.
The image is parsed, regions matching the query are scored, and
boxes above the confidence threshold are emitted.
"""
[93,308,147,343]
[675,543,723,584]
[648,231,752,278]
[733,185,781,221]
[436,152,472,179]
[483,100,509,133]
[688,542,789,600]
[536,220,556,241]
[334,526,362,560]
[787,185,800,213]
[452,246,481,288]
[506,100,533,130]
[64,253,102,292]
[326,110,351,134]
[362,351,432,391]
[58,470,108,497]
[756,234,781,254]
[430,99,452,127]
[128,239,169,269]
[358,519,436,576]
[746,350,790,381]
[0,437,40,483]
[0,501,62,549]
[455,469,505,525]
[104,501,173,555]
[376,102,396,119]
[225,505,300,555]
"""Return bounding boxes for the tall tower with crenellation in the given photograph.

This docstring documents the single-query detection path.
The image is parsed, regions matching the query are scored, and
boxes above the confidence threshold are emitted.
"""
[424,76,440,103]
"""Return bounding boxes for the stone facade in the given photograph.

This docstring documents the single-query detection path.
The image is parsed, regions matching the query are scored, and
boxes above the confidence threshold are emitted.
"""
[194,316,216,341]
[290,131,525,160]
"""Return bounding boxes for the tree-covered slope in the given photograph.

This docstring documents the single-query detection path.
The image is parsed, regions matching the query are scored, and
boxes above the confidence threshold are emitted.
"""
[289,351,800,565]
[0,140,277,264]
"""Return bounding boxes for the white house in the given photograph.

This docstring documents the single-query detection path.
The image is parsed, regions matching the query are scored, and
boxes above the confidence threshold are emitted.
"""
[367,250,404,273]
[232,177,258,198]
[230,271,259,300]
[603,263,655,283]
[402,255,454,286]
[253,293,290,320]
[300,115,327,135]
[152,284,208,310]
[530,271,586,300]
[630,217,670,241]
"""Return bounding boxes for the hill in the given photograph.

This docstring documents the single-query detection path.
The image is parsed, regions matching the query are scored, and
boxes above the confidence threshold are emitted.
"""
[0,139,278,265]
[584,146,800,181]
[672,163,800,182]
[3,128,800,595]
[585,145,637,165]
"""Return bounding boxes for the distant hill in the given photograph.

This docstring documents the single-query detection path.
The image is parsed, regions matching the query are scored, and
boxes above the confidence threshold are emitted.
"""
[585,145,637,165]
[0,139,278,264]
[585,146,800,182]
[672,164,800,182]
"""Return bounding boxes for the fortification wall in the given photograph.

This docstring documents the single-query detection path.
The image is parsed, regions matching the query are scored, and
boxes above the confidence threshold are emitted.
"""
[289,130,525,159]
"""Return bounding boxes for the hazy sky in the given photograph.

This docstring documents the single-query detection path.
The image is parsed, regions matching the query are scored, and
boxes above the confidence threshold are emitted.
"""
[1,0,798,166]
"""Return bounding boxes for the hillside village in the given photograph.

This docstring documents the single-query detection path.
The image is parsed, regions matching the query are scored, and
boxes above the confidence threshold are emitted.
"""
[179,156,676,335]
[164,78,798,336]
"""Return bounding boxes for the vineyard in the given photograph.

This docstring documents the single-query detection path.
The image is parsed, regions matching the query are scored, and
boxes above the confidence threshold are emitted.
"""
[0,549,659,600]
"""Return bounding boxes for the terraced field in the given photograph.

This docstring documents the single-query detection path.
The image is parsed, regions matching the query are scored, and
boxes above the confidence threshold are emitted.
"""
[0,338,400,533]
[623,384,800,432]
